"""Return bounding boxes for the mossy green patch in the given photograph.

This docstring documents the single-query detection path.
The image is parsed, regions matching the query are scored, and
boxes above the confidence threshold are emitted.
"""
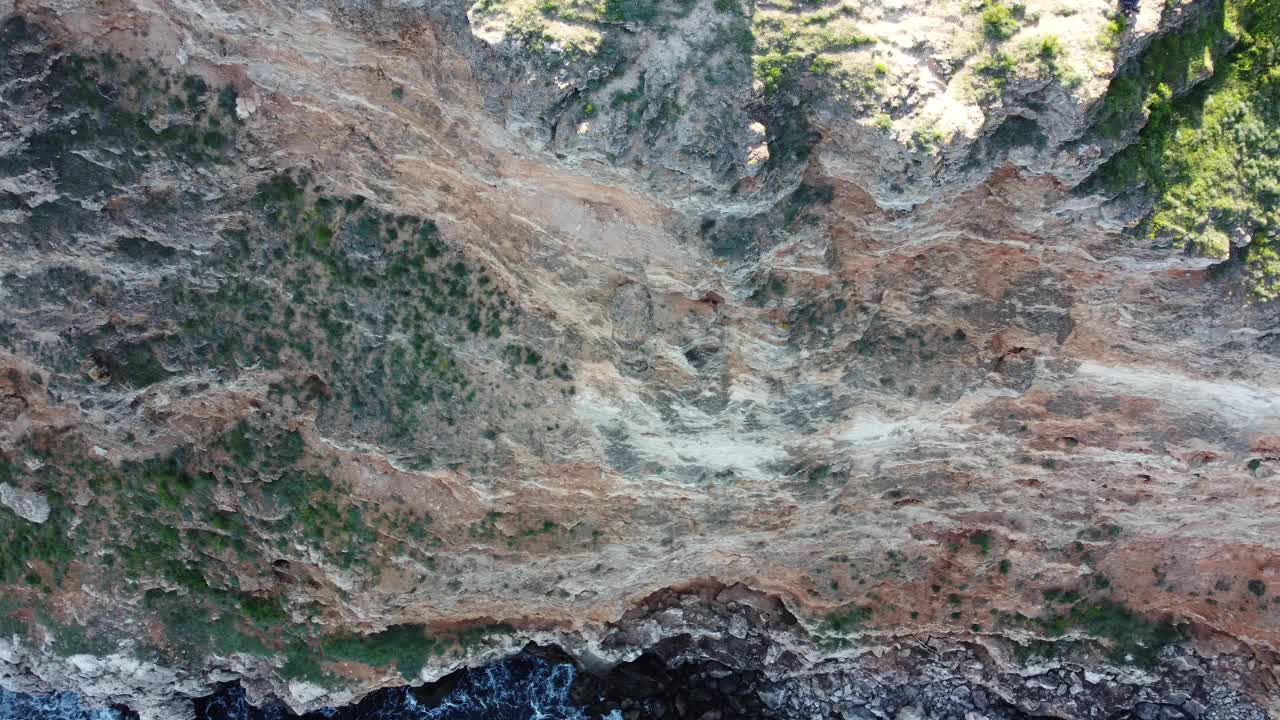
[1034,598,1181,666]
[825,604,873,633]
[969,531,992,555]
[0,501,75,585]
[1092,2,1235,142]
[1093,0,1279,298]
[284,622,514,686]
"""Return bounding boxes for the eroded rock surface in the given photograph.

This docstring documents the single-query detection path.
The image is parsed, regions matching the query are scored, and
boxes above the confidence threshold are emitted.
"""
[0,0,1278,716]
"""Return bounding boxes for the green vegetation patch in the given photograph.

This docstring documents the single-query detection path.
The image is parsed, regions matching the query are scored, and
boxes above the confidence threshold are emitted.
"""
[79,423,387,586]
[1093,0,1280,298]
[0,24,241,244]
[224,171,535,445]
[0,498,75,587]
[1092,2,1235,141]
[969,31,1076,103]
[981,1,1021,41]
[969,531,993,555]
[284,623,514,686]
[973,50,1017,103]
[825,604,874,633]
[317,625,436,679]
[140,590,271,663]
[318,624,442,680]
[0,424,467,678]
[1034,598,1181,665]
[468,0,694,57]
[69,167,557,457]
[751,9,880,104]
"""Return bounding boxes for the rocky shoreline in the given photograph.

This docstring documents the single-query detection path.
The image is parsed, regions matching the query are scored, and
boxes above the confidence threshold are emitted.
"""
[10,641,1271,720]
[5,586,1275,719]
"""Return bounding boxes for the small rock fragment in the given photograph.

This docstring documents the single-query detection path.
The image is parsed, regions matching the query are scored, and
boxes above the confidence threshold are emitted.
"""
[757,689,785,710]
[896,704,924,720]
[236,95,259,120]
[0,482,51,523]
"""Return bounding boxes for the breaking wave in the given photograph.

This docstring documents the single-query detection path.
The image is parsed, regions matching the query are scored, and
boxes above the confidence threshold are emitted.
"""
[0,688,127,720]
[0,656,619,720]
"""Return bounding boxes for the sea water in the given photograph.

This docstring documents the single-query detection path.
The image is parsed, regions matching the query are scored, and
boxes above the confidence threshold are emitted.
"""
[0,657,622,720]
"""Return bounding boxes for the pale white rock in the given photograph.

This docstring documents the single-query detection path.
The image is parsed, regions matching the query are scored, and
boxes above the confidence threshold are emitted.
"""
[745,143,770,176]
[287,679,331,705]
[0,483,50,523]
[235,95,259,120]
[66,654,105,677]
[1026,676,1057,690]
[0,169,59,207]
[896,704,925,720]
[0,640,19,663]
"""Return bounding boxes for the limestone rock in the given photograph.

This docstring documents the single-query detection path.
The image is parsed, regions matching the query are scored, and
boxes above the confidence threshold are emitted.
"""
[0,483,49,524]
[0,0,1276,717]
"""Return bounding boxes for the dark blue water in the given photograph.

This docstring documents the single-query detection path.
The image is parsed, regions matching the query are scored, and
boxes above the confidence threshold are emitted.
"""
[0,689,130,720]
[0,657,621,720]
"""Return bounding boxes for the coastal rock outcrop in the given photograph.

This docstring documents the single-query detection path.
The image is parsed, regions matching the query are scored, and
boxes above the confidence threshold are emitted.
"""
[0,0,1277,716]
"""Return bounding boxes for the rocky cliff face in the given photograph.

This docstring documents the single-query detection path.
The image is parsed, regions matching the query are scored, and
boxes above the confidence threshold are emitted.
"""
[1,0,1278,717]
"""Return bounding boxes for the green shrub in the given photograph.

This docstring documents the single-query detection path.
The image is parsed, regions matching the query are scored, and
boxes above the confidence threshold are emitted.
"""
[826,604,873,632]
[1043,587,1081,604]
[754,51,798,97]
[240,595,288,626]
[982,2,1020,41]
[1038,35,1062,62]
[145,592,269,661]
[972,50,1016,101]
[51,621,120,657]
[911,125,944,152]
[282,644,329,684]
[0,499,76,585]
[1099,13,1126,50]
